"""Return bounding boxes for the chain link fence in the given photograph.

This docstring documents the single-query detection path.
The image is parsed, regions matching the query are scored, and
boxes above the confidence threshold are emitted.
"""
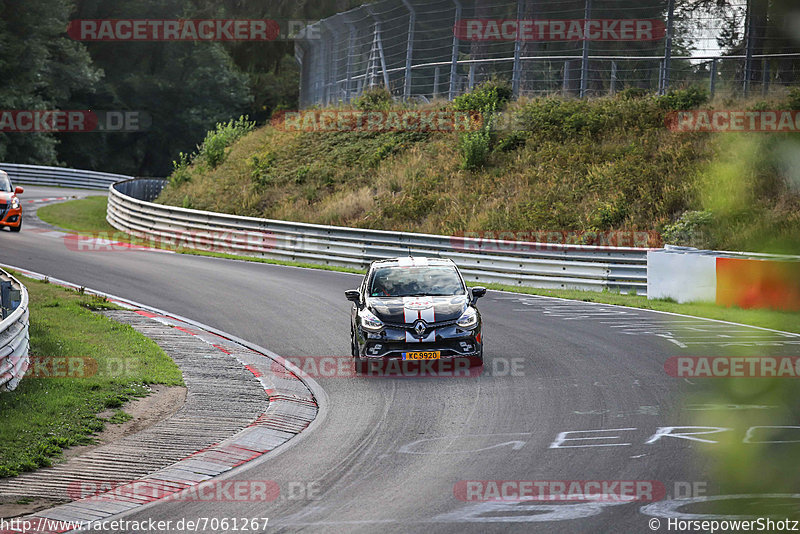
[295,0,800,107]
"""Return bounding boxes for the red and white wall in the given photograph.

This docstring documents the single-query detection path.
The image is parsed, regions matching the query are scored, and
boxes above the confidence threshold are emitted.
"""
[648,247,800,312]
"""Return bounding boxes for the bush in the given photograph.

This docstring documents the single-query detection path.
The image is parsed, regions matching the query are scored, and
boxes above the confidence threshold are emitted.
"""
[452,80,512,113]
[662,210,716,248]
[787,88,800,110]
[353,88,393,111]
[495,131,527,152]
[617,87,649,99]
[459,129,491,170]
[197,115,256,168]
[659,86,709,111]
[169,152,193,186]
[249,153,275,188]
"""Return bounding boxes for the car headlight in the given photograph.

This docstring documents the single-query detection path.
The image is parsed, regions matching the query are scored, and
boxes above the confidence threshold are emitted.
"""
[359,309,384,331]
[456,307,478,329]
[10,198,19,209]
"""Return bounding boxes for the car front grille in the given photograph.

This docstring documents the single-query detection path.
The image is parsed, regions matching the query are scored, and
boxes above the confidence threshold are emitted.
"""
[383,319,458,330]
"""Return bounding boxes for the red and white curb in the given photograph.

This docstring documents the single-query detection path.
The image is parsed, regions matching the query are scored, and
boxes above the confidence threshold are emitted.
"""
[0,264,326,534]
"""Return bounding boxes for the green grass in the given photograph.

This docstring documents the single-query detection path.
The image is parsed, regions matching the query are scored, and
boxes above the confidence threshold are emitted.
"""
[0,274,183,478]
[153,88,800,254]
[37,196,117,234]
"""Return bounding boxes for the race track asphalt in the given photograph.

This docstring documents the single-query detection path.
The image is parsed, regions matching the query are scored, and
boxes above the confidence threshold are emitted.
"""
[2,188,798,533]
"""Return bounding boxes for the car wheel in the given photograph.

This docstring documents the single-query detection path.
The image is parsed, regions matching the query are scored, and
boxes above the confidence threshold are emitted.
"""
[350,329,359,358]
[10,218,21,232]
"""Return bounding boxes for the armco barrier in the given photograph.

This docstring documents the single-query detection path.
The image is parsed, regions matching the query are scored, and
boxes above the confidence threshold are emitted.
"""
[2,163,131,190]
[0,268,30,392]
[107,178,649,293]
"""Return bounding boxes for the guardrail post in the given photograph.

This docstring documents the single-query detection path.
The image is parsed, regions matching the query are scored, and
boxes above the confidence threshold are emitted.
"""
[0,281,10,320]
[449,0,463,100]
[401,0,416,100]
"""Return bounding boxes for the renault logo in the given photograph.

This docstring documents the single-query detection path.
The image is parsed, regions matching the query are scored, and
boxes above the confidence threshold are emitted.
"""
[413,320,427,337]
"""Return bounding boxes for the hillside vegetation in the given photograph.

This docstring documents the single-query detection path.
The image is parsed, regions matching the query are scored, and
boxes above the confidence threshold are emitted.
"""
[157,84,800,254]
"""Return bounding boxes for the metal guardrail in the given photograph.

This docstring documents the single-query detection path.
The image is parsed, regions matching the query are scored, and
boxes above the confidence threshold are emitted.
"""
[0,269,30,393]
[2,163,132,190]
[107,178,648,293]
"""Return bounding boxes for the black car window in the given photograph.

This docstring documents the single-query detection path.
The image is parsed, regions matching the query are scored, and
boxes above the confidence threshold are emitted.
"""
[0,174,10,192]
[369,266,466,297]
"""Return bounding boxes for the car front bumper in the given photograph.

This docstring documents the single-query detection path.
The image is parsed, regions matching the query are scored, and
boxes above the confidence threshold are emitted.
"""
[0,205,21,228]
[356,324,482,360]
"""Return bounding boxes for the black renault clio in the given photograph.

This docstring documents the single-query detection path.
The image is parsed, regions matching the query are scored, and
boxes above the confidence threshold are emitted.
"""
[346,257,486,368]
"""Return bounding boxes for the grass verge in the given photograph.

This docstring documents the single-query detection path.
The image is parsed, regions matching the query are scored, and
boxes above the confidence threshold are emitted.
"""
[37,196,117,234]
[0,273,183,478]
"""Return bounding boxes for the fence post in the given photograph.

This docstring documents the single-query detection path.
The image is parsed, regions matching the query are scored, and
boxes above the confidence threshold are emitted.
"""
[321,24,333,104]
[744,0,754,97]
[511,0,524,97]
[563,60,571,96]
[449,0,463,100]
[401,0,416,100]
[345,18,357,102]
[762,59,770,96]
[365,7,391,92]
[433,66,441,98]
[468,64,476,91]
[710,58,718,98]
[610,61,617,95]
[660,0,675,95]
[579,0,592,98]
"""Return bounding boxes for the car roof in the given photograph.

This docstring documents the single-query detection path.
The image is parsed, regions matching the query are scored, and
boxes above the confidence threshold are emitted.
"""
[370,257,456,269]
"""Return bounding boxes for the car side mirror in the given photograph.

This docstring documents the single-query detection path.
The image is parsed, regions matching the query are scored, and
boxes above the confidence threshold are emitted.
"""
[471,287,486,304]
[345,289,361,303]
[14,187,23,195]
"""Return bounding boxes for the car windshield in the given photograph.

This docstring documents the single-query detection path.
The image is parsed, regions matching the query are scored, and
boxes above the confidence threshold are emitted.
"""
[0,174,10,192]
[369,266,466,297]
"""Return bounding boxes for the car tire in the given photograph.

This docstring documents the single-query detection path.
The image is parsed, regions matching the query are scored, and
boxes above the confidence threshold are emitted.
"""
[10,218,21,232]
[350,329,359,358]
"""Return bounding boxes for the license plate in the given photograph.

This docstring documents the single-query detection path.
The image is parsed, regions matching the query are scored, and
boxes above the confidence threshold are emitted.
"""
[404,351,441,360]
